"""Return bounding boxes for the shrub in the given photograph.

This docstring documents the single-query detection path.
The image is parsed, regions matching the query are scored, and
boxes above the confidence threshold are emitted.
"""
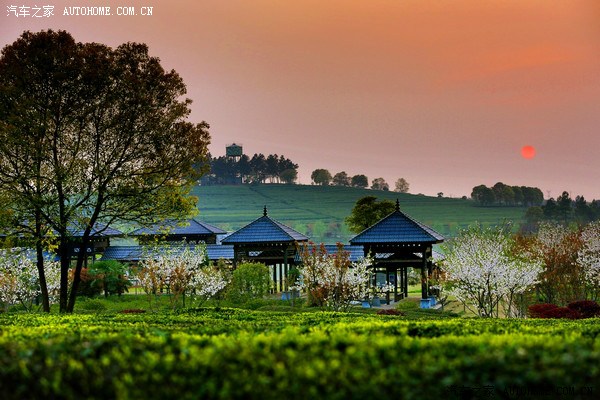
[226,263,271,304]
[75,268,103,298]
[543,306,581,319]
[567,300,600,319]
[88,260,131,297]
[528,303,558,318]
[377,309,404,316]
[77,298,107,312]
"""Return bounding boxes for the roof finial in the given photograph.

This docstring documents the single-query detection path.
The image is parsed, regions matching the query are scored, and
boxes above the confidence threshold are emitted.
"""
[263,205,268,217]
[395,199,400,211]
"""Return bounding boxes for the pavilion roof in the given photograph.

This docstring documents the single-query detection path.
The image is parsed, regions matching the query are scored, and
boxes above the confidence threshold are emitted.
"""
[67,222,123,238]
[221,207,308,245]
[130,218,226,237]
[349,200,444,245]
[101,244,234,262]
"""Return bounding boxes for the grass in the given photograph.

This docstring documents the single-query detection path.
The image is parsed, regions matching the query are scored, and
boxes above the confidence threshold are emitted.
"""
[191,184,527,243]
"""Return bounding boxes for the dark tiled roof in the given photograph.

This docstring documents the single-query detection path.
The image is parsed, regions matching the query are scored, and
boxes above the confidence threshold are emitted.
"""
[130,219,226,236]
[100,244,234,262]
[294,244,366,263]
[350,205,444,245]
[221,212,308,245]
[68,223,123,238]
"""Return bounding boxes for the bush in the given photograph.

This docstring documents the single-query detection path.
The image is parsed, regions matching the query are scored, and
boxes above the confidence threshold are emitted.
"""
[567,300,600,318]
[77,298,107,312]
[543,306,581,319]
[528,303,558,318]
[226,263,272,304]
[75,268,103,298]
[377,309,404,316]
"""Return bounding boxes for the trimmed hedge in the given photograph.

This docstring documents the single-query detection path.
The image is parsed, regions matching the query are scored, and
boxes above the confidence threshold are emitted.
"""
[0,311,599,399]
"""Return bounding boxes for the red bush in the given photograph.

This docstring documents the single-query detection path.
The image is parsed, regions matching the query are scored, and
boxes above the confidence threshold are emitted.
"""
[567,300,600,319]
[543,307,581,320]
[528,303,559,319]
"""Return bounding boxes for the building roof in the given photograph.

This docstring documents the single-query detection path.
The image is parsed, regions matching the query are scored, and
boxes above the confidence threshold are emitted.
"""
[349,200,444,245]
[221,207,308,245]
[67,222,123,238]
[130,218,226,237]
[100,244,234,262]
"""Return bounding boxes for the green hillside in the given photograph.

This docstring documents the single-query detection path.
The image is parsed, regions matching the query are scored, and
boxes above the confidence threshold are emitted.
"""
[192,184,527,244]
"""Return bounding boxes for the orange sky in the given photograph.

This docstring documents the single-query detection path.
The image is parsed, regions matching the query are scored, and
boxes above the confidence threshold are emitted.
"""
[2,0,600,199]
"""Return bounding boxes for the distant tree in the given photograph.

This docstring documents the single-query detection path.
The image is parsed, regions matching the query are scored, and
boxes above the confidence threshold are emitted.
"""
[346,196,395,233]
[333,171,351,187]
[394,178,410,193]
[250,154,267,183]
[371,178,389,191]
[471,185,496,206]
[311,169,332,186]
[280,168,298,184]
[437,192,444,198]
[351,174,369,188]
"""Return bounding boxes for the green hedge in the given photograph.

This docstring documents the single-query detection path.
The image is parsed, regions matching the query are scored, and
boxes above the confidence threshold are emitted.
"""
[0,311,599,399]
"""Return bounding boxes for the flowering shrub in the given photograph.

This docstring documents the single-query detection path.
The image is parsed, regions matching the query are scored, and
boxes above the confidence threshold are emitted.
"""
[0,248,60,312]
[296,242,372,312]
[442,224,542,318]
[578,221,600,300]
[137,243,229,310]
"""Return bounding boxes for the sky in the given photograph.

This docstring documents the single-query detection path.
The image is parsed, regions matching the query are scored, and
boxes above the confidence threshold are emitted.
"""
[2,0,600,199]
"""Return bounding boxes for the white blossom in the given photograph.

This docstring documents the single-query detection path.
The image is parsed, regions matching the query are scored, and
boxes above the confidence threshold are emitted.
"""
[0,248,60,311]
[578,221,600,292]
[442,225,542,318]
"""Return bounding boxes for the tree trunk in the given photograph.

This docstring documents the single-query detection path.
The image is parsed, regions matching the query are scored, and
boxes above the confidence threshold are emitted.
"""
[58,240,71,313]
[35,240,51,313]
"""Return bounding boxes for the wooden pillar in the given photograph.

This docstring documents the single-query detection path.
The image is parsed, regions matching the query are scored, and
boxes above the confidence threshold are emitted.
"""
[283,248,289,292]
[394,267,399,301]
[421,250,428,299]
[278,263,283,292]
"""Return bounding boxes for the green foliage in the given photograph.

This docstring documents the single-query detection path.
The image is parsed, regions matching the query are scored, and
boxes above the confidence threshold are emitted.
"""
[88,260,131,297]
[1,313,600,399]
[310,169,332,186]
[345,196,395,233]
[76,298,108,313]
[226,263,272,303]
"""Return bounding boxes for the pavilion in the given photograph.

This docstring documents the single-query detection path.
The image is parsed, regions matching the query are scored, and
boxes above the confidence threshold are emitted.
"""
[221,206,309,292]
[350,200,444,308]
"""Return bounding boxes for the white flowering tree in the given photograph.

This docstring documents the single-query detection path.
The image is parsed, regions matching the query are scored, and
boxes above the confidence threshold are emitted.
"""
[137,242,229,310]
[442,224,542,318]
[0,248,60,312]
[578,221,600,301]
[296,242,372,312]
[534,222,585,304]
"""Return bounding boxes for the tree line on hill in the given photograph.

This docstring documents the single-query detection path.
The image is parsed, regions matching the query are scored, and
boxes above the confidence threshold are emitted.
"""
[523,191,600,232]
[311,169,410,193]
[471,182,544,207]
[201,153,299,185]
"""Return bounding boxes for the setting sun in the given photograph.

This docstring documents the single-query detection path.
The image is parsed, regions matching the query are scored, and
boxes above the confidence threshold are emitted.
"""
[521,145,536,159]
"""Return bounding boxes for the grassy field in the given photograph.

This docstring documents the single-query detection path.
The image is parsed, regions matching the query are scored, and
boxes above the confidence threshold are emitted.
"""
[191,184,528,243]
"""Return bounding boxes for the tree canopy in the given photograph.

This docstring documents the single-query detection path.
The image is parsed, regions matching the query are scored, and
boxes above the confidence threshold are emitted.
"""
[311,169,332,186]
[345,196,395,233]
[0,30,210,312]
